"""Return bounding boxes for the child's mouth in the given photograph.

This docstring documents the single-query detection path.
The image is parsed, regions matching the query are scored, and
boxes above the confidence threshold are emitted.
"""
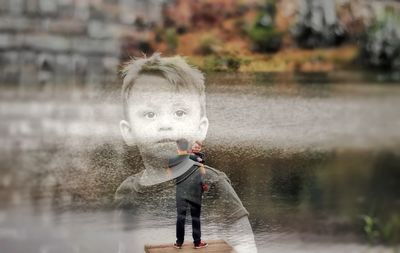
[156,138,176,144]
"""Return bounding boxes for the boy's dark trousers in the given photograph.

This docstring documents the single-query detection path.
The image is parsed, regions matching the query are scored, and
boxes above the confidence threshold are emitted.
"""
[176,197,201,245]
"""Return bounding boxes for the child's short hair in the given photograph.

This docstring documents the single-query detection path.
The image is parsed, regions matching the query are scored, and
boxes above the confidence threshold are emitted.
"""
[121,53,206,120]
[194,140,203,147]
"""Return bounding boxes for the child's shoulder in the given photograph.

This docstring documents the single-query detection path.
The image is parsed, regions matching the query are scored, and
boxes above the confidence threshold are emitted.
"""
[115,171,143,195]
[202,165,231,183]
[203,165,222,175]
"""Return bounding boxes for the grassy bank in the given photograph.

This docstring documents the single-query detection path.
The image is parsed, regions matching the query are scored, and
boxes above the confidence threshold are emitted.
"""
[187,46,359,73]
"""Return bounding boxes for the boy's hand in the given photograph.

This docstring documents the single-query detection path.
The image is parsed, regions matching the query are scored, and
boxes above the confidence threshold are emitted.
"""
[199,165,206,175]
[201,183,209,192]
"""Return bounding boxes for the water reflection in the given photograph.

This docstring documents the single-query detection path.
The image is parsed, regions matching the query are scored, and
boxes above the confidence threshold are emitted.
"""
[1,72,400,252]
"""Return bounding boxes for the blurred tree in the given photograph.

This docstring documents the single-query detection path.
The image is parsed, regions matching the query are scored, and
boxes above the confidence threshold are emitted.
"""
[291,0,346,48]
[247,1,283,53]
[359,7,400,70]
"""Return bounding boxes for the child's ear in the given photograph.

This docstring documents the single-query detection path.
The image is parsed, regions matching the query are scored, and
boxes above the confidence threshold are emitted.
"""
[197,116,209,141]
[120,120,135,146]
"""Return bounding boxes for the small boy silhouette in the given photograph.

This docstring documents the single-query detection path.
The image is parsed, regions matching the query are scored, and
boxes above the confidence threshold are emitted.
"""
[168,138,207,249]
[115,53,257,253]
[189,141,205,164]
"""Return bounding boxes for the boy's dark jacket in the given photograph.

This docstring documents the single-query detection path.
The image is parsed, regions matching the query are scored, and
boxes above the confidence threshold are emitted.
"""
[189,152,205,164]
[169,154,203,204]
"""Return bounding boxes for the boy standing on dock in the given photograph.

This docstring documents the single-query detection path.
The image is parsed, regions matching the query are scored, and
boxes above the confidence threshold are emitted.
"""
[168,138,208,249]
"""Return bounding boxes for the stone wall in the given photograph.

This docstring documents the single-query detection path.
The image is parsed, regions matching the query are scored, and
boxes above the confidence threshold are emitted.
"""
[0,0,165,86]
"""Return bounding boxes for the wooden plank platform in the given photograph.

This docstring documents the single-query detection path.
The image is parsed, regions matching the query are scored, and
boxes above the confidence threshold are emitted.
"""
[144,240,237,253]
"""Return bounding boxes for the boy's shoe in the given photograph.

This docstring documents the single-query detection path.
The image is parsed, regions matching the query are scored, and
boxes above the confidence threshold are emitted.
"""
[173,243,183,249]
[194,241,208,249]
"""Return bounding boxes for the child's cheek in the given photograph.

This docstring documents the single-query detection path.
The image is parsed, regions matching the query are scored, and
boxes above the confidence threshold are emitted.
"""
[176,122,197,134]
[178,118,198,128]
[135,123,157,137]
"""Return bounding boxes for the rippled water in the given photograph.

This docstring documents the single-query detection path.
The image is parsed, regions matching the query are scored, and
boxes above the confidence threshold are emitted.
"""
[1,72,399,252]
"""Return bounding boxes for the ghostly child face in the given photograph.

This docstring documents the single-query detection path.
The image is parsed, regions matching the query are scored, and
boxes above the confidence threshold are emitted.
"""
[120,74,209,160]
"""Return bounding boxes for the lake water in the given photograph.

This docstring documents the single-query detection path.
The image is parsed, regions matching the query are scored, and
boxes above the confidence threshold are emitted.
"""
[1,72,399,252]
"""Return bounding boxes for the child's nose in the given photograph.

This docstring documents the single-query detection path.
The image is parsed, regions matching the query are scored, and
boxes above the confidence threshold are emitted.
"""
[158,115,173,131]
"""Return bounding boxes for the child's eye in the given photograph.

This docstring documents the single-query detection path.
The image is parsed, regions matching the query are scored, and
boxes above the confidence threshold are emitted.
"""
[144,112,156,119]
[174,110,187,118]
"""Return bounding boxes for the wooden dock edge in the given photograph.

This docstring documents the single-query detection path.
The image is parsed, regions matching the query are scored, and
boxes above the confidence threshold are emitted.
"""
[144,239,237,253]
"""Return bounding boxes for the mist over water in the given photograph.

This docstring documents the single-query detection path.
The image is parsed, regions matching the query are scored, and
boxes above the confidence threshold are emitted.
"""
[1,72,400,252]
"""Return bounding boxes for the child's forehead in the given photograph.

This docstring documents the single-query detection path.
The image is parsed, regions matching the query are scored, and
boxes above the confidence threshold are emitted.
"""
[132,74,195,93]
[129,74,200,100]
[130,93,199,108]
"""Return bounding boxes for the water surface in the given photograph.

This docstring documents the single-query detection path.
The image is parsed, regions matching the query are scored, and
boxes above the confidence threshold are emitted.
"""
[1,72,399,252]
